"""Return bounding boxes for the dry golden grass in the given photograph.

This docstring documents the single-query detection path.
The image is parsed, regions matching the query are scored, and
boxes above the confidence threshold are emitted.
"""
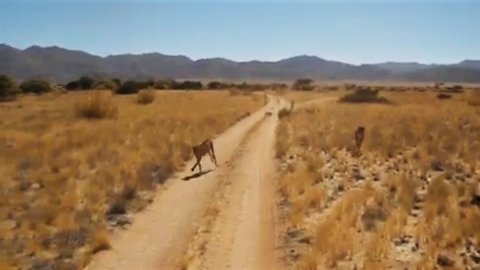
[276,88,480,269]
[0,90,262,269]
[282,90,480,164]
[467,89,480,107]
[90,229,111,254]
[277,89,341,103]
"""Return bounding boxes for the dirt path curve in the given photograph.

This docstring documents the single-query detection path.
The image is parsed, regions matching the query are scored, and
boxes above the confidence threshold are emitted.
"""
[197,100,286,270]
[86,97,284,270]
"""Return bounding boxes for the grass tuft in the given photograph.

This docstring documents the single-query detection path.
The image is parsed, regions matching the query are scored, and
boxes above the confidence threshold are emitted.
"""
[75,91,118,119]
[136,89,156,105]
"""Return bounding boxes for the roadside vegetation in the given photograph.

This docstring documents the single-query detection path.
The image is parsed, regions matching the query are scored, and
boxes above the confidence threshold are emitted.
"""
[339,87,390,103]
[276,87,480,269]
[0,90,262,270]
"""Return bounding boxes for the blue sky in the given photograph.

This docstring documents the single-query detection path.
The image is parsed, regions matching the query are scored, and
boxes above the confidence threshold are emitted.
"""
[0,0,479,64]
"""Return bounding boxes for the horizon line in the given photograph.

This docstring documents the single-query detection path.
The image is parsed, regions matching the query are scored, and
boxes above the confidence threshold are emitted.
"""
[1,43,477,66]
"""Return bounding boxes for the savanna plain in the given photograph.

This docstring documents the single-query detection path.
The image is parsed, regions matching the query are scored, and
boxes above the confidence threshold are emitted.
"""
[1,83,480,270]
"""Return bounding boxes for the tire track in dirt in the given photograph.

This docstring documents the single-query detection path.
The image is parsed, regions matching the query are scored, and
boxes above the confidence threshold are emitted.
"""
[85,98,278,270]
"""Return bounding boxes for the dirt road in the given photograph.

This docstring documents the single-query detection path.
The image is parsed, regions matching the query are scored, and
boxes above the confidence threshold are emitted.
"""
[86,97,286,270]
[196,100,282,270]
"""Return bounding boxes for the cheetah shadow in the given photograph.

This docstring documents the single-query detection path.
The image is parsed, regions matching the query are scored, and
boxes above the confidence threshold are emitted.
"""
[182,169,213,181]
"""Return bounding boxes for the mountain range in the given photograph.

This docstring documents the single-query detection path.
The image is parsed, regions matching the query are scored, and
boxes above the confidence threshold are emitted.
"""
[1,44,480,83]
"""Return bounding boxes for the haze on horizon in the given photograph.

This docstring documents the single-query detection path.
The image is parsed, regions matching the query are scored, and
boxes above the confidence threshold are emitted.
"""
[0,0,479,65]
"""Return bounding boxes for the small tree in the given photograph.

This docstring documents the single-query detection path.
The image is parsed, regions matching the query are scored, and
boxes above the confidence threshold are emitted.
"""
[339,88,390,103]
[65,80,79,90]
[292,78,314,91]
[186,81,203,90]
[172,80,203,90]
[78,76,95,90]
[0,75,19,99]
[117,80,141,95]
[20,79,52,94]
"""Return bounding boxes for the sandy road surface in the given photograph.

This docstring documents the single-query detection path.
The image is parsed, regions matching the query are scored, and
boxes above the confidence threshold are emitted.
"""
[86,97,285,270]
[197,101,283,270]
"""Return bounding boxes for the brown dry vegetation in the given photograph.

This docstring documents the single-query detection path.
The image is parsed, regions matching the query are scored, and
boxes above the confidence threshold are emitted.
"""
[277,89,341,103]
[136,89,156,105]
[0,90,262,270]
[276,88,480,269]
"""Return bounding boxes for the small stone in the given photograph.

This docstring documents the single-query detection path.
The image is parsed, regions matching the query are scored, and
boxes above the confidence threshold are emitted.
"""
[106,214,131,228]
[393,236,409,246]
[31,183,41,190]
[431,160,444,171]
[471,195,480,208]
[471,254,480,264]
[412,242,419,252]
[298,236,311,244]
[18,181,31,191]
[437,254,455,267]
[352,171,364,181]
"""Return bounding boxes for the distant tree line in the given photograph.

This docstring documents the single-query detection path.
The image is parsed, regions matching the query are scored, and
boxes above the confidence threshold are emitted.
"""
[1,75,54,100]
[0,74,291,101]
[62,76,288,93]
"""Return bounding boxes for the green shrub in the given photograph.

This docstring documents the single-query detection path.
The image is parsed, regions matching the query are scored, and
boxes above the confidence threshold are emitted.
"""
[78,76,96,90]
[65,80,79,90]
[172,80,203,90]
[208,81,230,90]
[339,88,390,103]
[0,75,19,100]
[292,78,314,91]
[20,79,52,94]
[234,82,268,91]
[117,81,142,95]
[64,76,96,91]
[136,89,156,104]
